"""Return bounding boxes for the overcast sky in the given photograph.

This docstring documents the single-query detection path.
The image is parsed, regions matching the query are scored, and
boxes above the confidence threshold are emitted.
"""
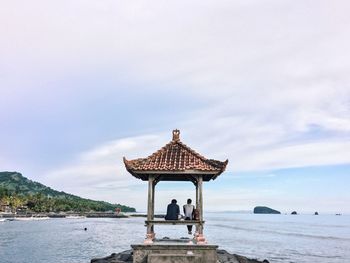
[1,0,350,213]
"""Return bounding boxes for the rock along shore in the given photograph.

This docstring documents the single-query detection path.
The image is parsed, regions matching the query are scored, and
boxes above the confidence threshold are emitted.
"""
[91,249,269,263]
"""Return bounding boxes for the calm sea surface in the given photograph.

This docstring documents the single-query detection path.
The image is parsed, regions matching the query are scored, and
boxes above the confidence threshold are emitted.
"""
[0,213,349,263]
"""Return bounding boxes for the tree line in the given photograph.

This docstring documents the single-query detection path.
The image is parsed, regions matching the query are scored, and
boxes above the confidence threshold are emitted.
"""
[0,187,135,213]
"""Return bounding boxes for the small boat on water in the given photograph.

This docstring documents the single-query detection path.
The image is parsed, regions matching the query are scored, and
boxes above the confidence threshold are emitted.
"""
[0,218,7,222]
[66,215,86,219]
[13,217,34,221]
[32,216,50,220]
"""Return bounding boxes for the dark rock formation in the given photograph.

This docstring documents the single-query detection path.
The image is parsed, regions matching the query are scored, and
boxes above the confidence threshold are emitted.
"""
[217,249,269,263]
[314,212,319,215]
[91,249,269,263]
[291,211,297,215]
[253,206,280,214]
[91,250,133,263]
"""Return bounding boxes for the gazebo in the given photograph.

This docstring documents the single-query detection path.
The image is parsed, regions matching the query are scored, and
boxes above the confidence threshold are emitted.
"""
[123,129,228,262]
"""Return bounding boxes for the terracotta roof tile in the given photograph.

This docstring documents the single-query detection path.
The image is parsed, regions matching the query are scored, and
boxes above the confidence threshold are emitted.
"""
[123,130,228,179]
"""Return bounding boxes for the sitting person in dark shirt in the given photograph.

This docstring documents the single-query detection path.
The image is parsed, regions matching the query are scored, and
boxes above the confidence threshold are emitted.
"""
[165,199,180,220]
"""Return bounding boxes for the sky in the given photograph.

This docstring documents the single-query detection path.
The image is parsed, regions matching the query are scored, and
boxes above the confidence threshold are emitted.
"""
[1,0,349,214]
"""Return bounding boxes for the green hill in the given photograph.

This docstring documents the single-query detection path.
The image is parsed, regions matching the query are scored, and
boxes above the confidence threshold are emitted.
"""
[0,171,136,213]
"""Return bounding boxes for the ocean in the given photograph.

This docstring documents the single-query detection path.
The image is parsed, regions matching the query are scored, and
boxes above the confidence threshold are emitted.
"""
[0,213,349,263]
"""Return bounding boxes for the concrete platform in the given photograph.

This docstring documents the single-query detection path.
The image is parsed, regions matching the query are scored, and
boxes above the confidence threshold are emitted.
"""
[148,253,198,263]
[131,242,218,263]
[90,249,269,263]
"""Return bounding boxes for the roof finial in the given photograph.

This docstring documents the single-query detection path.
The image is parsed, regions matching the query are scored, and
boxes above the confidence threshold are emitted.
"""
[172,129,180,141]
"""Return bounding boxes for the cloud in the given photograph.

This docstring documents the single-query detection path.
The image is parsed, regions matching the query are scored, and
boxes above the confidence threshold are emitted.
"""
[42,129,350,211]
[42,134,164,187]
[2,1,350,211]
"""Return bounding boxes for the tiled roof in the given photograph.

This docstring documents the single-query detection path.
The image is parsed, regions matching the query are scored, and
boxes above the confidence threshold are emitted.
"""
[123,130,228,180]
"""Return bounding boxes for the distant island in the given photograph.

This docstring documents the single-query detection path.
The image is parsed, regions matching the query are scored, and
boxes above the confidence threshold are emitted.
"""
[253,206,281,214]
[0,171,136,213]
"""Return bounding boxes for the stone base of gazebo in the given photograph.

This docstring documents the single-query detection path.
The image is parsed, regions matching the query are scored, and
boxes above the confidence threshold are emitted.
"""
[91,248,269,263]
[131,241,218,263]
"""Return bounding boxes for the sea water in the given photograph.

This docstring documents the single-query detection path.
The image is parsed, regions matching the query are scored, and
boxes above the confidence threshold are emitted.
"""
[0,213,349,263]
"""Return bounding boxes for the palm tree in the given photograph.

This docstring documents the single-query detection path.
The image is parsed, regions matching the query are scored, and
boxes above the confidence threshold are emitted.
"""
[10,196,23,214]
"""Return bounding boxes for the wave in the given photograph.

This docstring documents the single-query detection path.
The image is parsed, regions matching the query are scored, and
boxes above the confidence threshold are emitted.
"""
[289,251,342,259]
[211,223,350,241]
[206,216,350,229]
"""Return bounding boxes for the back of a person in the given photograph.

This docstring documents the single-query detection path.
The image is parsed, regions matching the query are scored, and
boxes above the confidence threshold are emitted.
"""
[165,199,179,220]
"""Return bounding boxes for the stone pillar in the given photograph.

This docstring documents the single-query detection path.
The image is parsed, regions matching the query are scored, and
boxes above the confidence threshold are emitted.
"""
[196,175,207,244]
[195,182,199,233]
[198,175,203,232]
[151,179,156,235]
[145,175,154,244]
[196,182,199,213]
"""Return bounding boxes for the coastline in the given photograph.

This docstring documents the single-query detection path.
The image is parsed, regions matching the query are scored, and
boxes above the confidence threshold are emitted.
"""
[0,212,129,219]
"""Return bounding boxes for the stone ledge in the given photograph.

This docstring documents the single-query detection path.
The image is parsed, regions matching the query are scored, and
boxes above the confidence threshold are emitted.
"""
[132,243,218,263]
[131,244,219,250]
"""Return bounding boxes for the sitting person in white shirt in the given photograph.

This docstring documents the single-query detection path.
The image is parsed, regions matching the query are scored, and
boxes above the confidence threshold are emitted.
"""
[183,198,195,234]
